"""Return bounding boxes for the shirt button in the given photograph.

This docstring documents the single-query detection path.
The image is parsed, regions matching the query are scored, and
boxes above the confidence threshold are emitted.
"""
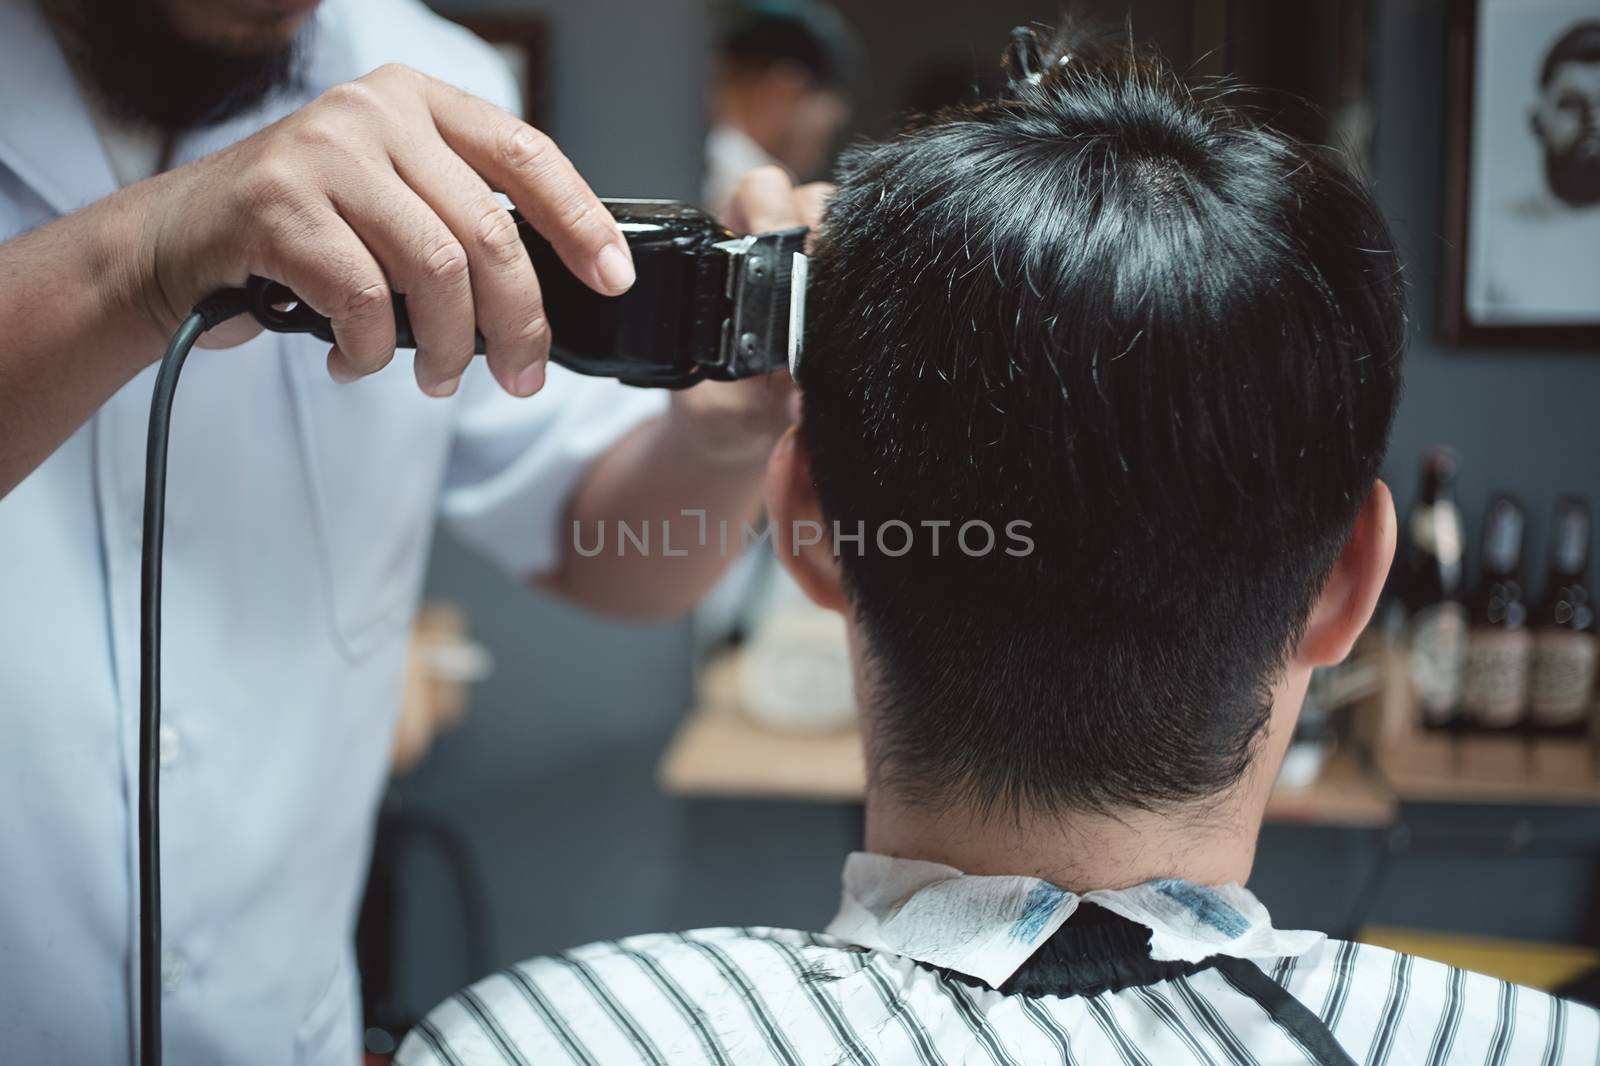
[158,724,182,769]
[160,950,186,992]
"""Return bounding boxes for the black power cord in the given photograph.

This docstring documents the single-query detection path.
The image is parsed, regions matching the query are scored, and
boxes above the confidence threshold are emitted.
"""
[138,289,252,1066]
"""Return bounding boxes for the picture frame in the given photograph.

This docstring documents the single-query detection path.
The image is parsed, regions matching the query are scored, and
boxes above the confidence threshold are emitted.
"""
[1441,0,1600,348]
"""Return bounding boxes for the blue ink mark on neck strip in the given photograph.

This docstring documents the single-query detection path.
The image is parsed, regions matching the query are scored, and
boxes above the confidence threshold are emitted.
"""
[1009,881,1069,943]
[1150,880,1249,938]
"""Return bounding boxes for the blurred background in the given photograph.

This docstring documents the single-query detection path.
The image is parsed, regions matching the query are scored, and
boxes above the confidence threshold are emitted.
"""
[366,0,1600,1056]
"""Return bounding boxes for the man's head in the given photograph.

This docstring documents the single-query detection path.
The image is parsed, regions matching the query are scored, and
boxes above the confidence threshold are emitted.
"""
[713,6,857,179]
[769,33,1403,831]
[1534,20,1600,207]
[53,0,314,133]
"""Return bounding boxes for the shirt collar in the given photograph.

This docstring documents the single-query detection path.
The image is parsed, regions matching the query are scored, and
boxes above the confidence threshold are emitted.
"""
[825,851,1324,989]
[0,0,117,215]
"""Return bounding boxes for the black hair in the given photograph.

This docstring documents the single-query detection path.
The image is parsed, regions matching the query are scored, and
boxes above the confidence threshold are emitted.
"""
[800,29,1406,819]
[716,5,857,91]
[1541,20,1600,88]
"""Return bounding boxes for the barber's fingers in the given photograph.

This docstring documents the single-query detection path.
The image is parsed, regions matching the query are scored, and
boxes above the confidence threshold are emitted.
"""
[395,136,550,397]
[258,209,396,380]
[331,172,477,395]
[726,165,804,234]
[425,82,634,297]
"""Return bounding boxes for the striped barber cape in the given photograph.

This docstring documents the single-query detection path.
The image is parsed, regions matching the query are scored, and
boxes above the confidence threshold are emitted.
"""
[399,853,1600,1065]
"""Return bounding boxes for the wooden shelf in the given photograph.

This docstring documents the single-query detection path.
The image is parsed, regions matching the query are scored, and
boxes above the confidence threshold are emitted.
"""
[1358,642,1600,806]
[1266,749,1395,827]
[1379,737,1600,805]
[659,654,1396,827]
[658,654,866,802]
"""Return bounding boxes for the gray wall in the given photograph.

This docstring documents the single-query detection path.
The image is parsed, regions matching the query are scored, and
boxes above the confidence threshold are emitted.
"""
[396,0,1600,1017]
[431,0,710,202]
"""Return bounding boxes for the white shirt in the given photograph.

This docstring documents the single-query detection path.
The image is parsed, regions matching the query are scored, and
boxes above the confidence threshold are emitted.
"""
[703,123,781,221]
[401,852,1600,1065]
[1467,189,1600,325]
[78,92,165,187]
[0,1,666,1062]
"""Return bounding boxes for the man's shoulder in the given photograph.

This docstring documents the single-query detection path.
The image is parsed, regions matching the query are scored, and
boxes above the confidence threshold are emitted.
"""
[397,927,867,1066]
[328,0,520,114]
[550,924,847,978]
[1278,938,1600,1063]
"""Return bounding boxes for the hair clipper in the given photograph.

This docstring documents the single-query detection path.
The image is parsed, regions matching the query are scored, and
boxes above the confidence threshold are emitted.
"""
[244,199,809,389]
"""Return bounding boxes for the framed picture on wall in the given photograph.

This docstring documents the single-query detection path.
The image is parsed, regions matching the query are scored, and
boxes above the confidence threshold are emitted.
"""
[1442,0,1600,347]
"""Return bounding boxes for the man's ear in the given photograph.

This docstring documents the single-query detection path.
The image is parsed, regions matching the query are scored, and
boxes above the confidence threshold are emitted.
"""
[765,427,849,612]
[1295,479,1398,667]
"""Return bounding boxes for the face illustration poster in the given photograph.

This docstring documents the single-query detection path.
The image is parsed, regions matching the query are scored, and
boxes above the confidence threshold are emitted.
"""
[1443,0,1600,347]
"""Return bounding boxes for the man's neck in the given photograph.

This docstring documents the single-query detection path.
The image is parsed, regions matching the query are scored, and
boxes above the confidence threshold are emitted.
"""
[848,634,1310,891]
[863,789,1264,891]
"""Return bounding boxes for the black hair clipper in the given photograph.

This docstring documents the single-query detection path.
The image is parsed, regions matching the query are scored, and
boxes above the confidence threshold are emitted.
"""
[245,200,808,389]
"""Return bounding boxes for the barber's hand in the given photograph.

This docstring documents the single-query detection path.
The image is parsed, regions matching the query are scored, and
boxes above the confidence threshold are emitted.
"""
[671,166,830,466]
[133,64,634,398]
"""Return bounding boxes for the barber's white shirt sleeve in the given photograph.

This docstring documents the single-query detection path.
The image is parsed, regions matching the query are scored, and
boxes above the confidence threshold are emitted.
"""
[439,362,668,577]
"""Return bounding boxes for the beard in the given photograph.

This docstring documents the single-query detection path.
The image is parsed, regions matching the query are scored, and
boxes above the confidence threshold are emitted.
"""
[1544,135,1600,208]
[56,0,309,134]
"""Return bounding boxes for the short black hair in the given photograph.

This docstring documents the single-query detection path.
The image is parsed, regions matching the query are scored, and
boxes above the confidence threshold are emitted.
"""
[800,31,1406,818]
[716,5,857,91]
[1541,20,1600,88]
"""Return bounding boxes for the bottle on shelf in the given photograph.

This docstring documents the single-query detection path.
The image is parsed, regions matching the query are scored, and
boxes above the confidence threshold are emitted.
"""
[1528,496,1597,738]
[1460,494,1531,730]
[1400,448,1468,728]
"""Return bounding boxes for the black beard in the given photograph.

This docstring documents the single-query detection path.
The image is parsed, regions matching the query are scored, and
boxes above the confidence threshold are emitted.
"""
[60,0,308,134]
[1544,136,1600,208]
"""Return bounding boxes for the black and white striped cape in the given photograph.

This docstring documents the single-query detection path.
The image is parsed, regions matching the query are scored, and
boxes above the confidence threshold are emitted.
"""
[398,927,1599,1065]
